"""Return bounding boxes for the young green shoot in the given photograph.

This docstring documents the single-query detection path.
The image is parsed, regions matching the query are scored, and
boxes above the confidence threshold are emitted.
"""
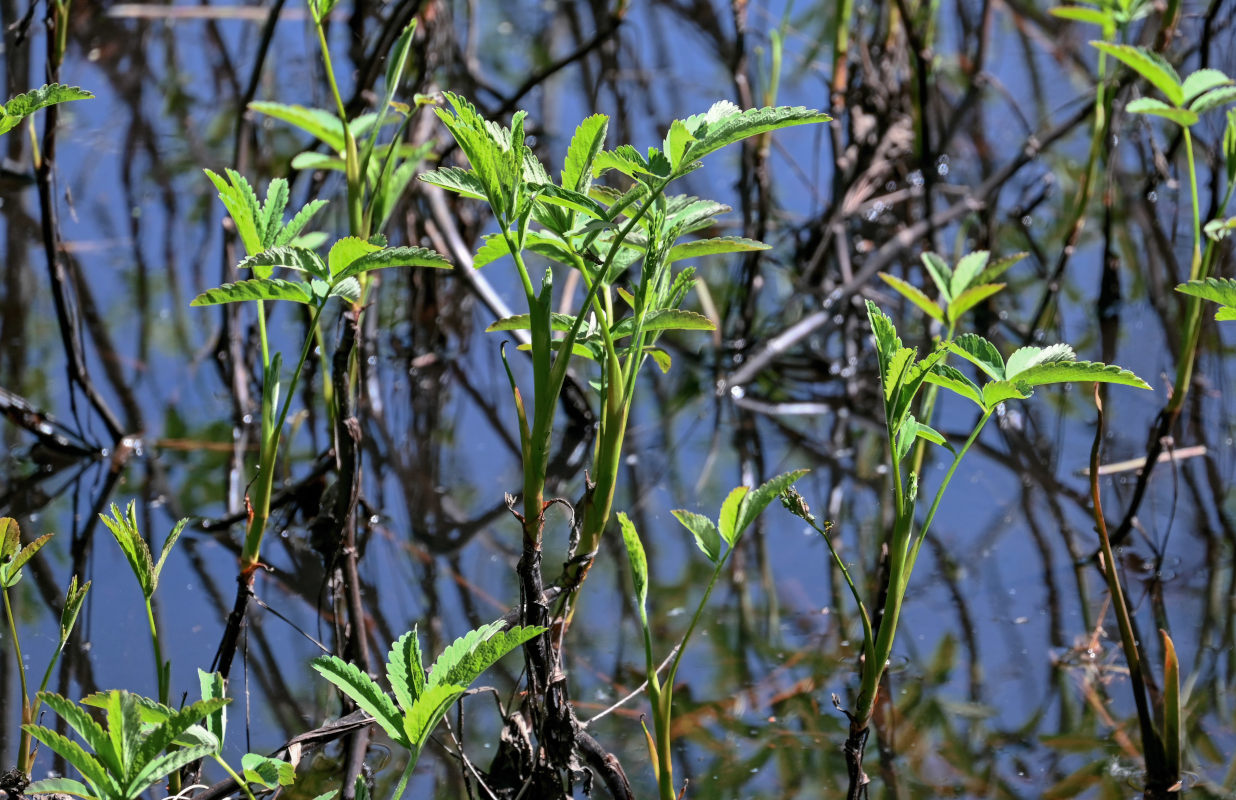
[312,622,544,800]
[1,518,89,777]
[618,470,806,800]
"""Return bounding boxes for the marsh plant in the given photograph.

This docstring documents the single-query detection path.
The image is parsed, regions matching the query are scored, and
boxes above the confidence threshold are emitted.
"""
[618,470,806,800]
[780,301,1150,797]
[420,94,827,785]
[1,518,89,778]
[194,170,450,675]
[312,622,545,800]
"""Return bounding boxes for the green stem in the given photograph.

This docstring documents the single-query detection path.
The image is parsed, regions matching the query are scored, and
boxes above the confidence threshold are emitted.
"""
[242,302,328,569]
[314,19,364,237]
[390,751,418,800]
[4,587,32,773]
[213,756,259,800]
[145,599,167,704]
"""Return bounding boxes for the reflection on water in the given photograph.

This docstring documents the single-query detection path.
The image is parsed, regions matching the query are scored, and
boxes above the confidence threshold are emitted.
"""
[2,1,1235,797]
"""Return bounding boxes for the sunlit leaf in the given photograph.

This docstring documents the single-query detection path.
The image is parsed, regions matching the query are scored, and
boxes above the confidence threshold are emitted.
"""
[982,380,1033,407]
[328,237,382,278]
[428,621,544,689]
[949,334,1005,381]
[1125,97,1197,127]
[1012,359,1150,390]
[562,114,608,193]
[717,486,749,549]
[947,283,1004,324]
[919,252,953,301]
[1182,68,1233,104]
[418,165,488,200]
[249,101,345,152]
[238,246,328,280]
[666,236,769,262]
[925,363,985,409]
[1091,42,1183,106]
[311,656,405,746]
[949,251,989,298]
[334,246,451,281]
[679,104,829,166]
[671,509,720,564]
[610,309,715,339]
[190,279,313,306]
[619,513,651,611]
[0,84,92,136]
[387,629,426,713]
[1191,85,1236,115]
[734,469,809,541]
[878,272,945,324]
[401,683,466,747]
[1049,5,1112,27]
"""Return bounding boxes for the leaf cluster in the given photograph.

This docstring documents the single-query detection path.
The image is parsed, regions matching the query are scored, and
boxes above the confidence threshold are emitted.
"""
[193,170,450,309]
[23,690,228,800]
[98,502,185,601]
[1094,43,1236,127]
[879,250,1022,328]
[312,623,544,757]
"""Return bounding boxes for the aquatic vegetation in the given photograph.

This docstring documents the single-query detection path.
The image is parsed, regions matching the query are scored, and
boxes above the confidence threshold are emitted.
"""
[780,301,1150,797]
[99,503,186,709]
[1177,277,1236,321]
[312,622,545,800]
[618,470,805,800]
[1,518,89,778]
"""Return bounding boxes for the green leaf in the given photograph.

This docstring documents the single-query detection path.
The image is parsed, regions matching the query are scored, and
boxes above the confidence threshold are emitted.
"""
[562,114,609,193]
[311,656,406,746]
[1049,6,1113,27]
[276,199,329,247]
[204,169,263,256]
[242,754,297,789]
[23,777,96,799]
[949,334,1005,381]
[946,283,1004,324]
[679,103,829,166]
[248,102,345,152]
[0,516,19,560]
[1,527,52,589]
[982,380,1032,407]
[610,309,715,339]
[60,575,90,642]
[593,145,653,178]
[387,629,427,713]
[925,363,985,409]
[1091,42,1183,106]
[949,251,989,297]
[198,669,227,745]
[22,725,118,797]
[418,165,489,200]
[1190,85,1236,115]
[328,237,382,278]
[124,743,218,798]
[531,183,609,219]
[99,503,155,599]
[1011,359,1150,390]
[976,251,1026,285]
[666,236,770,262]
[883,347,915,402]
[717,486,749,549]
[152,518,186,591]
[37,692,114,772]
[0,84,92,136]
[1216,307,1236,321]
[402,683,466,747]
[734,469,809,542]
[1161,630,1180,780]
[1125,97,1197,127]
[1004,343,1074,379]
[671,510,721,564]
[257,179,289,249]
[878,272,945,324]
[919,252,954,301]
[665,196,731,233]
[1176,276,1236,307]
[238,245,328,280]
[618,513,651,615]
[1182,68,1233,103]
[486,312,581,334]
[334,246,452,282]
[427,622,545,689]
[135,698,228,770]
[190,278,313,306]
[865,301,903,382]
[665,119,696,170]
